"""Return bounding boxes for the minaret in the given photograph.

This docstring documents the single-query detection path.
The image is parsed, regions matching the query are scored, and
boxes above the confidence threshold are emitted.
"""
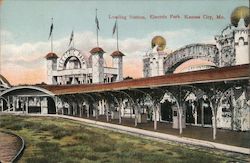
[230,6,250,65]
[111,51,125,81]
[145,36,166,77]
[45,52,58,84]
[90,47,105,83]
[234,18,249,65]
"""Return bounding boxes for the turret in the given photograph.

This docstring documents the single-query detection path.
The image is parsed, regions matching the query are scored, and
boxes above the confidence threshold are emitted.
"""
[234,18,249,65]
[231,6,250,65]
[90,47,105,83]
[111,50,125,81]
[45,52,58,84]
[143,36,166,77]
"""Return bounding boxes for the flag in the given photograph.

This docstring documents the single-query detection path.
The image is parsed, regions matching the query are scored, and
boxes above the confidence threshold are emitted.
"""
[112,20,117,35]
[48,23,53,40]
[69,30,74,46]
[95,15,100,30]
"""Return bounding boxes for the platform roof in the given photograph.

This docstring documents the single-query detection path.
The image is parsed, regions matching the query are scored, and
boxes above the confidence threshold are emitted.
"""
[39,64,249,96]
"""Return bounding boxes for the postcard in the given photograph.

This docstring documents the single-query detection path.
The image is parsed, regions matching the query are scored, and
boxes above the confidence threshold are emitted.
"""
[0,0,249,162]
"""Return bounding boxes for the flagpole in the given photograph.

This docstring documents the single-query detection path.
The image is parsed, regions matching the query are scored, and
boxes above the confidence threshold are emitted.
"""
[116,19,119,51]
[73,29,74,48]
[51,18,53,52]
[96,9,99,47]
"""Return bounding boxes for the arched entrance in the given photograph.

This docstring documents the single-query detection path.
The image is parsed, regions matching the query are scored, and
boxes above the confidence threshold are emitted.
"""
[48,97,56,114]
[161,100,173,122]
[0,86,56,115]
[197,98,212,126]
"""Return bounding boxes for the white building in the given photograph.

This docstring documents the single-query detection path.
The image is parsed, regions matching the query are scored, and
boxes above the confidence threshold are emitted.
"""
[46,47,124,85]
[143,6,250,131]
[143,6,249,77]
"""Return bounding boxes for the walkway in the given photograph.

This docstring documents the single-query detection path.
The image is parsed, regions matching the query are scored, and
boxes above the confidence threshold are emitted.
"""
[0,131,24,163]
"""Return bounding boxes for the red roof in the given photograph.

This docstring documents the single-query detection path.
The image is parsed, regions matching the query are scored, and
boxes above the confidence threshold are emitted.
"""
[45,52,58,59]
[111,50,125,57]
[90,47,105,54]
[39,64,249,95]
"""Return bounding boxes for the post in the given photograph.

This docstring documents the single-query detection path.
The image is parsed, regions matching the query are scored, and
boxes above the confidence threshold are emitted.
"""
[119,99,122,124]
[55,96,58,115]
[79,103,82,117]
[153,107,157,130]
[134,105,138,127]
[86,104,90,118]
[95,103,99,120]
[179,106,183,135]
[201,101,204,127]
[26,97,29,114]
[106,102,109,122]
[7,96,10,112]
[194,104,198,125]
[13,96,16,112]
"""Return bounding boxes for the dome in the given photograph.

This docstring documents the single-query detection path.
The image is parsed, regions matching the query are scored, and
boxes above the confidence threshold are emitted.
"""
[90,47,105,54]
[151,36,166,51]
[231,6,250,27]
[45,52,58,60]
[111,50,125,57]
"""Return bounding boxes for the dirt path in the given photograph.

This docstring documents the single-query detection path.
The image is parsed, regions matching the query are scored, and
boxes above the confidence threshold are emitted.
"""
[0,132,23,163]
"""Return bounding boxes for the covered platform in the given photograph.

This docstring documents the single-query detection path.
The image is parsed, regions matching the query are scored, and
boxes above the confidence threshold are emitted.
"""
[0,64,249,140]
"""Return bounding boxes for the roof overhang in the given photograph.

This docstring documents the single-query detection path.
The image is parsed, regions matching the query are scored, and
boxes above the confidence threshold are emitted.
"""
[0,86,55,97]
[39,64,250,95]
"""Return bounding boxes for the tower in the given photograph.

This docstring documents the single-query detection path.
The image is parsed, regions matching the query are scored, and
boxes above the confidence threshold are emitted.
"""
[143,36,166,77]
[231,6,250,65]
[90,47,105,83]
[45,52,58,84]
[234,18,249,65]
[111,50,125,81]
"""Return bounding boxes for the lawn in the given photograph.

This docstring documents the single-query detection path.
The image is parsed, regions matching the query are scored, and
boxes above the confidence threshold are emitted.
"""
[0,115,248,163]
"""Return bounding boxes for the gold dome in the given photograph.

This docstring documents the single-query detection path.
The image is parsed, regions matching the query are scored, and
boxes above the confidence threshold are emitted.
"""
[231,6,250,27]
[151,36,166,51]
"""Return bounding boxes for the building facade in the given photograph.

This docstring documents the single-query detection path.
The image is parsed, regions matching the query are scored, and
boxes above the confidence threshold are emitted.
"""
[143,6,250,131]
[46,47,124,85]
[143,7,249,77]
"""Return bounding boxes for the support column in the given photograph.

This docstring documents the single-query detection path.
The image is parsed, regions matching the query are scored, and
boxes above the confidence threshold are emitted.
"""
[106,101,109,122]
[79,102,82,117]
[153,104,160,130]
[119,99,122,124]
[201,101,204,127]
[26,97,29,114]
[86,104,90,118]
[95,103,99,120]
[0,99,3,112]
[179,106,183,135]
[194,105,198,125]
[134,105,138,127]
[13,96,16,112]
[7,96,10,112]
[55,97,58,115]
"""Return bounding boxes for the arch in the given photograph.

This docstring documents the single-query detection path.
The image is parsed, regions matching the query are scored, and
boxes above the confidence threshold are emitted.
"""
[0,86,55,97]
[164,44,219,74]
[57,48,87,70]
[63,56,82,69]
[238,37,245,46]
[173,58,217,74]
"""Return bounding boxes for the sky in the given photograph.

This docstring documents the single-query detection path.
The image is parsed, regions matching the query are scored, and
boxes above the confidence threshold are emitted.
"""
[0,0,248,85]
